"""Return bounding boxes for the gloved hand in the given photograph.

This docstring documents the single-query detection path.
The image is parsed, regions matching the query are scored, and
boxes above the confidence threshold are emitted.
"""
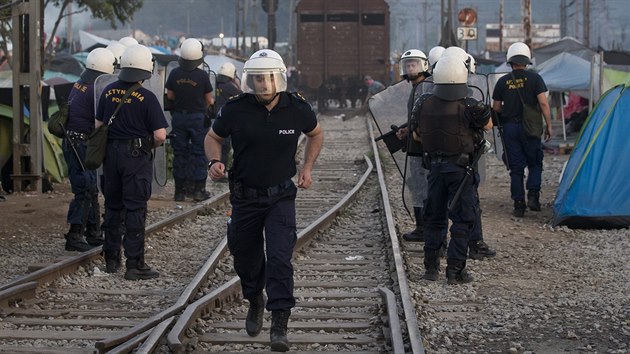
[465,98,491,124]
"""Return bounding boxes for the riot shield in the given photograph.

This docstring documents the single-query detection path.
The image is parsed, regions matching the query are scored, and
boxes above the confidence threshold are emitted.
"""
[468,73,491,184]
[93,73,168,193]
[368,80,428,211]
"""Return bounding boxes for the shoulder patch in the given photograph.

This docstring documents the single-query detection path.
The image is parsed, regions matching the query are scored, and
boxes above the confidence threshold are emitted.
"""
[225,93,247,105]
[290,91,308,103]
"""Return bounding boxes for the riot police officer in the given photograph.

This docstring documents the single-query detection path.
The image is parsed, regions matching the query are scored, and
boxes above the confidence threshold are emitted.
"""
[166,38,215,201]
[63,48,115,252]
[492,42,552,217]
[412,56,492,284]
[395,49,431,242]
[204,49,323,351]
[214,61,243,170]
[96,44,169,280]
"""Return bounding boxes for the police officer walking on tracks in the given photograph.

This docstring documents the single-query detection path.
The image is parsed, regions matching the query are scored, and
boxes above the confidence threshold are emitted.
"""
[412,56,493,284]
[166,38,215,201]
[492,42,552,217]
[96,44,169,280]
[204,49,323,352]
[63,48,115,252]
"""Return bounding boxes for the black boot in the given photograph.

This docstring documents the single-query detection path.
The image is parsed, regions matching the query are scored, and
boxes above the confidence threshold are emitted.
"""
[174,179,186,202]
[104,250,121,273]
[246,293,265,337]
[85,223,104,246]
[513,200,526,217]
[65,225,94,252]
[192,180,211,202]
[527,190,541,211]
[469,240,496,259]
[423,249,440,281]
[403,207,424,242]
[270,310,290,352]
[124,257,160,280]
[446,259,473,285]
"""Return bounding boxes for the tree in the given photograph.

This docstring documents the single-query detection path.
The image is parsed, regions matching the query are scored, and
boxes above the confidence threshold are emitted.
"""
[0,0,143,67]
[43,0,143,55]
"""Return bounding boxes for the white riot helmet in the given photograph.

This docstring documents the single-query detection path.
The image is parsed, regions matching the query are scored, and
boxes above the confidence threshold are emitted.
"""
[241,49,287,96]
[81,47,116,83]
[106,41,126,67]
[432,56,469,101]
[399,49,429,81]
[442,46,472,72]
[507,42,532,65]
[218,62,237,79]
[427,46,445,72]
[119,36,139,47]
[178,38,204,71]
[118,44,155,83]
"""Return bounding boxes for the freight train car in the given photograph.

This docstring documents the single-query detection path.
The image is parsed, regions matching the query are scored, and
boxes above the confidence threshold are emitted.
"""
[295,0,390,111]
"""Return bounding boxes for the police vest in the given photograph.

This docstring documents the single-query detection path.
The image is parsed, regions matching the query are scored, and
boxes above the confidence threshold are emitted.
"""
[415,96,475,156]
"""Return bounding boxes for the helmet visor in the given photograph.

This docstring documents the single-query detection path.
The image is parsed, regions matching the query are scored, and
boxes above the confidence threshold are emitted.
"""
[399,58,426,79]
[241,70,287,95]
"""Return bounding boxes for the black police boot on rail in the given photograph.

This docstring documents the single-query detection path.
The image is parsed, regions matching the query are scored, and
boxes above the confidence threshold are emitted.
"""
[124,257,159,280]
[270,310,291,352]
[104,250,121,273]
[403,207,424,242]
[469,239,496,259]
[246,293,265,337]
[513,200,527,217]
[527,190,541,211]
[423,249,441,281]
[192,180,211,202]
[446,259,473,285]
[85,223,104,246]
[64,224,94,252]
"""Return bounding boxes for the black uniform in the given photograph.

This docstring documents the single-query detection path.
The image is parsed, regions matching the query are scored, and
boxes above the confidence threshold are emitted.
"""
[212,92,317,311]
[165,67,213,188]
[414,94,489,281]
[63,79,101,250]
[96,81,168,273]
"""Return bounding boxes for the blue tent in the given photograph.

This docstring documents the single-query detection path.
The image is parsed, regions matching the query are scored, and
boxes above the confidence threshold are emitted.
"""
[552,82,630,228]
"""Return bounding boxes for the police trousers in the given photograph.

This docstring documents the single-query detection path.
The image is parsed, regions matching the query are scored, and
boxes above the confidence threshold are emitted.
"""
[101,140,153,261]
[171,112,208,182]
[62,137,99,226]
[227,180,298,311]
[424,162,476,261]
[503,121,544,201]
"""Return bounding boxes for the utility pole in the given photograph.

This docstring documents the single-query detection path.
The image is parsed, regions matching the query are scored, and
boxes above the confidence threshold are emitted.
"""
[235,0,240,56]
[66,2,73,52]
[499,0,504,52]
[11,0,44,192]
[560,0,567,38]
[583,0,590,47]
[523,0,532,48]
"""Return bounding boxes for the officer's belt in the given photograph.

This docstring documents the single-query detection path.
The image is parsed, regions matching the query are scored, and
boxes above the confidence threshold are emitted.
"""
[428,153,463,165]
[233,179,294,199]
[66,130,89,141]
[109,137,152,150]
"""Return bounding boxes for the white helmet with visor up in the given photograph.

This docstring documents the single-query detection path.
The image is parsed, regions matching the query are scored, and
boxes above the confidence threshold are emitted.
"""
[241,49,287,95]
[399,49,429,81]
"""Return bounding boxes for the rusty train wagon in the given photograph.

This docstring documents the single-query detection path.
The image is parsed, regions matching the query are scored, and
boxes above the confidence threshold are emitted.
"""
[295,0,390,111]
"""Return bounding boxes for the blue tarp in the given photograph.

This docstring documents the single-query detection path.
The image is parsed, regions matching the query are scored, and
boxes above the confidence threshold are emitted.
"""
[552,82,630,228]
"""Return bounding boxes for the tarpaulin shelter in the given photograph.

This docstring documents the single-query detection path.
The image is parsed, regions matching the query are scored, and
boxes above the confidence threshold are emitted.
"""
[552,82,630,229]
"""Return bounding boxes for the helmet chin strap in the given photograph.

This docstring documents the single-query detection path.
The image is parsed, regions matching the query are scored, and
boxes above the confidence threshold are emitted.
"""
[255,93,279,106]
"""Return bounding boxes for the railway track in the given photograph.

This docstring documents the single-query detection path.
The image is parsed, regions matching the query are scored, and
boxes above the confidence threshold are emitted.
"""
[0,113,424,353]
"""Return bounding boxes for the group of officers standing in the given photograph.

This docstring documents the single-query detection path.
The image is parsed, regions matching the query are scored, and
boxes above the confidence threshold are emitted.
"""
[393,41,552,284]
[56,32,551,350]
